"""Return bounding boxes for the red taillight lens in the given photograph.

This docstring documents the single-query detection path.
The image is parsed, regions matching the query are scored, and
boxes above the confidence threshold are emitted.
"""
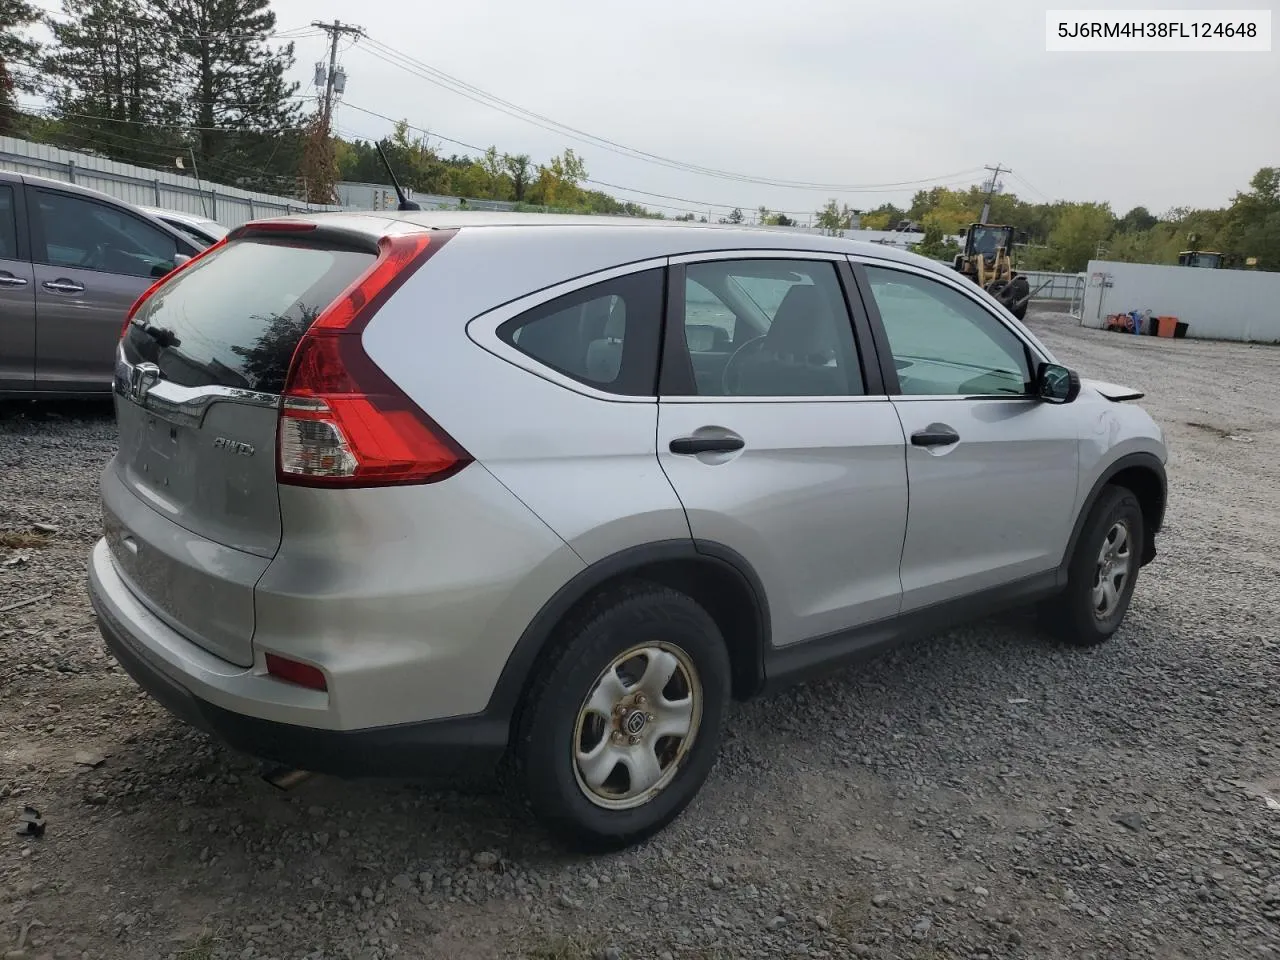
[120,238,229,339]
[277,232,470,488]
[264,653,327,691]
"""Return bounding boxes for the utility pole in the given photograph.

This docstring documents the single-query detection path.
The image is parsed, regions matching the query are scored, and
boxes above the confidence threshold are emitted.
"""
[302,19,363,206]
[980,162,1008,223]
[313,20,363,137]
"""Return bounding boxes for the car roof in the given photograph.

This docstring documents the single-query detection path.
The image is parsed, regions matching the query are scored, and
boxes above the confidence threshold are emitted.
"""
[142,206,217,224]
[264,209,941,273]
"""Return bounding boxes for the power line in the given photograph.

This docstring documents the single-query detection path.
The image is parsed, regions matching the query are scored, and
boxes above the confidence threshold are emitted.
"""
[1008,170,1053,203]
[336,103,985,220]
[354,35,985,195]
[17,102,316,133]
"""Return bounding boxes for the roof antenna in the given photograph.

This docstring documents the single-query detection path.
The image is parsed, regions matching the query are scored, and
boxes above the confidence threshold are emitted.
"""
[375,141,420,211]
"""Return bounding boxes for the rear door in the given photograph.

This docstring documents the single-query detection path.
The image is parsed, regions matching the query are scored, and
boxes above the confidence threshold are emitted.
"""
[853,259,1080,611]
[28,186,193,392]
[106,232,377,665]
[657,253,908,648]
[0,182,35,392]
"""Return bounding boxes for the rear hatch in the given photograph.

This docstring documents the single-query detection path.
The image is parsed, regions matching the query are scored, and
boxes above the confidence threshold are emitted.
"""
[107,230,379,665]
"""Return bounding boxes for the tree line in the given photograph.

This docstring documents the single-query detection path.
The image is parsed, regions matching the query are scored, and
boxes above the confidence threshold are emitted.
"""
[854,174,1280,272]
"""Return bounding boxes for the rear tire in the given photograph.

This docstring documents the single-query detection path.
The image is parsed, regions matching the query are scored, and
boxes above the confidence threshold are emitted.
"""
[1046,485,1144,647]
[514,582,730,850]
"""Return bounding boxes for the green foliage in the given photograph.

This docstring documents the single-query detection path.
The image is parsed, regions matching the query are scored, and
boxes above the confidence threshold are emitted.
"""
[38,0,300,190]
[150,0,302,189]
[0,0,42,133]
[755,206,794,226]
[903,171,1280,272]
[912,222,960,262]
[859,202,906,231]
[45,0,185,165]
[1047,202,1114,271]
[815,198,855,235]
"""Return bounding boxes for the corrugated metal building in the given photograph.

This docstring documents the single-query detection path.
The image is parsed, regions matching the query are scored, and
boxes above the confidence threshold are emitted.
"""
[0,136,342,227]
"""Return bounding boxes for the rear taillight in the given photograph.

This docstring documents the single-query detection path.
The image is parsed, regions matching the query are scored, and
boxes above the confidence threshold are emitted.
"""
[120,238,229,339]
[277,231,470,488]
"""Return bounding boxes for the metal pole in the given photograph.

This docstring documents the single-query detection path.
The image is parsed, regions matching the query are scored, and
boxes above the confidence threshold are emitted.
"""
[188,147,208,218]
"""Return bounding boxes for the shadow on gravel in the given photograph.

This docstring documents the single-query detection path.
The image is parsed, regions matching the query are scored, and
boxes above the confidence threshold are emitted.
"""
[96,606,1073,871]
[0,397,115,423]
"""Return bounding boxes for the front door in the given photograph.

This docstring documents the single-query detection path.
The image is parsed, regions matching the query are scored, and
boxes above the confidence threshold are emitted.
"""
[0,183,35,392]
[28,187,183,392]
[657,254,908,648]
[856,261,1080,612]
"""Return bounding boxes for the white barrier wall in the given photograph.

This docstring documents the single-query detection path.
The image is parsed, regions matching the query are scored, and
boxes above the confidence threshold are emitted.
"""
[1082,259,1280,342]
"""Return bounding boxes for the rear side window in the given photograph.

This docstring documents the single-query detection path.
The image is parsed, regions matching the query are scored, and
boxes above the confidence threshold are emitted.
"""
[123,239,374,393]
[498,268,664,396]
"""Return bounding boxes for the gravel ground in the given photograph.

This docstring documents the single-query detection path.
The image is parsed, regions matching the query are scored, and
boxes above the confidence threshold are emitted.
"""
[2,309,1278,960]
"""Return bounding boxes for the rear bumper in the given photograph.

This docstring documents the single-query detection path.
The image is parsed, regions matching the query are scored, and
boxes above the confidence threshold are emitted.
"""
[88,539,507,779]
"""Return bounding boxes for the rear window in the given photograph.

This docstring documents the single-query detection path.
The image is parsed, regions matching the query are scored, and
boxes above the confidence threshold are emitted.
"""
[122,239,374,393]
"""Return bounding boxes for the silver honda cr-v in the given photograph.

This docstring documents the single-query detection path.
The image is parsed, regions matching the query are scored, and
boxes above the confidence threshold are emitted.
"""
[87,212,1167,849]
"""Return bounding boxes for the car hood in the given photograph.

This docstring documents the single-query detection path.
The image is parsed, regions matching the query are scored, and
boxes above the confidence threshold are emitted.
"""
[1082,378,1144,402]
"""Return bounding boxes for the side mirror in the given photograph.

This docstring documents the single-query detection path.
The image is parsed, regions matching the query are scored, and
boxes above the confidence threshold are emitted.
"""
[1036,362,1080,404]
[173,253,191,267]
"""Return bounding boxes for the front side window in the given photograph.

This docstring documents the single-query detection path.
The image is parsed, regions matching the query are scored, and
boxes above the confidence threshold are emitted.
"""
[681,259,863,397]
[34,190,179,278]
[863,266,1031,397]
[498,268,664,396]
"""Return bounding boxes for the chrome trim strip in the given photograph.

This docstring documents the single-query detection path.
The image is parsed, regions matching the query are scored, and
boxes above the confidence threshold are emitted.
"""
[669,248,847,265]
[114,346,281,427]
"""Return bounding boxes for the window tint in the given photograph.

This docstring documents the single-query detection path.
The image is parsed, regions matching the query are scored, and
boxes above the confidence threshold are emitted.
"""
[681,259,863,397]
[864,266,1030,397]
[35,190,179,278]
[122,238,374,392]
[0,186,17,260]
[498,268,664,396]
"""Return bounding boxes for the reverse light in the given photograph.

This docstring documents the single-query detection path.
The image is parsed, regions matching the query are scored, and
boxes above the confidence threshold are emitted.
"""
[277,231,471,488]
[120,237,228,339]
[264,653,328,691]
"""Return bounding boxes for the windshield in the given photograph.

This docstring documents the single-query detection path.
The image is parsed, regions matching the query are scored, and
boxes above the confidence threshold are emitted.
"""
[970,227,1010,259]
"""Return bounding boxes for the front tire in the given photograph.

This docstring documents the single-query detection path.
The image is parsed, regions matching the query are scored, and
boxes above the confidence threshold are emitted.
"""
[514,582,730,850]
[1048,485,1144,646]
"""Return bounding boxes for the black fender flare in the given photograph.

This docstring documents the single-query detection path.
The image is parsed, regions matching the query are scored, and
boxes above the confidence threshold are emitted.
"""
[483,539,771,727]
[1059,451,1167,578]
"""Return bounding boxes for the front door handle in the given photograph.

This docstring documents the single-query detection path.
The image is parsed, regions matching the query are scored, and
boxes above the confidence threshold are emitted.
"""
[42,278,85,294]
[910,426,960,447]
[0,273,28,287]
[670,435,745,455]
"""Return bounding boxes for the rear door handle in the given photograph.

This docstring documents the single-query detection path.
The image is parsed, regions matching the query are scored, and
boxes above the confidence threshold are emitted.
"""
[670,435,745,455]
[42,279,85,294]
[910,426,960,447]
[0,273,28,287]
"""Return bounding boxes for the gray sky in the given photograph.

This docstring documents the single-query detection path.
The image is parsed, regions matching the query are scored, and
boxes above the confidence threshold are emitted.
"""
[271,0,1276,218]
[44,0,1280,217]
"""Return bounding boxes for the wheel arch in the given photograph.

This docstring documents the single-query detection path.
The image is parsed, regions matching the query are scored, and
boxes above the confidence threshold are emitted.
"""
[486,540,771,736]
[1061,452,1167,575]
